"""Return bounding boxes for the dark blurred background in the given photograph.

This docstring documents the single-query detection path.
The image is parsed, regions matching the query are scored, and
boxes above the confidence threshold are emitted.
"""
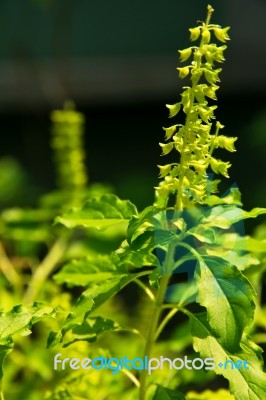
[0,0,265,216]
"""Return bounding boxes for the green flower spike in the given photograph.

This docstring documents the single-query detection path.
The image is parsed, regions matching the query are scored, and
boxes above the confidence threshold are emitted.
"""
[155,5,234,210]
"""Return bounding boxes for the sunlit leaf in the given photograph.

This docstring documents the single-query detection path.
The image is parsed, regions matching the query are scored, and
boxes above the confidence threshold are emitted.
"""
[55,194,138,231]
[53,254,118,287]
[0,303,57,379]
[195,256,255,352]
[191,313,266,400]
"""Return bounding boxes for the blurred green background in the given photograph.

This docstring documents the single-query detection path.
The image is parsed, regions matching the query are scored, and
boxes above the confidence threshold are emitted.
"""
[0,0,265,213]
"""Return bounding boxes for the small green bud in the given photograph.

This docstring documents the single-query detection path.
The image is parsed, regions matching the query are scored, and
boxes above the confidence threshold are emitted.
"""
[177,66,190,79]
[204,68,221,84]
[194,85,206,103]
[213,27,230,43]
[163,125,177,140]
[189,27,201,41]
[214,46,227,62]
[174,136,183,152]
[166,103,181,118]
[202,29,211,44]
[216,136,237,152]
[190,161,207,175]
[191,69,203,83]
[210,157,231,177]
[216,121,224,129]
[198,106,217,122]
[204,85,219,100]
[159,142,174,155]
[158,164,171,177]
[179,48,192,62]
[205,51,215,64]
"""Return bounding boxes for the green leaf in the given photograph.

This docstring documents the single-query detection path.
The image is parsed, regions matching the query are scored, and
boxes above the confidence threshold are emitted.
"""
[53,254,117,287]
[153,385,186,400]
[60,316,119,347]
[190,312,266,400]
[187,225,216,244]
[113,243,158,269]
[127,206,161,244]
[55,194,138,231]
[195,257,255,352]
[0,303,57,379]
[47,273,141,348]
[202,205,266,229]
[205,187,242,207]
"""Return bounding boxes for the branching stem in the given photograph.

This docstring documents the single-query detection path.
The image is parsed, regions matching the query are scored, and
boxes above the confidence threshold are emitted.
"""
[23,238,67,304]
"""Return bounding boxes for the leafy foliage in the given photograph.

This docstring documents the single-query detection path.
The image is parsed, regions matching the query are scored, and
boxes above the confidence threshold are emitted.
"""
[55,194,138,230]
[0,303,56,379]
[0,5,265,400]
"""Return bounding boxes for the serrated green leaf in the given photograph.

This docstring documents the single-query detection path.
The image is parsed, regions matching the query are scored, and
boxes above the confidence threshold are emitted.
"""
[195,257,255,352]
[153,385,186,399]
[190,312,266,400]
[55,194,138,231]
[113,243,158,269]
[62,316,119,347]
[205,187,242,207]
[127,206,161,244]
[53,254,117,287]
[202,205,266,229]
[187,225,216,244]
[47,273,142,348]
[0,303,56,341]
[0,303,57,379]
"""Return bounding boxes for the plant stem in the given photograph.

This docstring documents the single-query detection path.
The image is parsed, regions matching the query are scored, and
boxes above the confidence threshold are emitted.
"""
[155,307,179,341]
[23,238,67,304]
[135,278,155,301]
[121,368,140,388]
[0,241,21,296]
[139,273,170,400]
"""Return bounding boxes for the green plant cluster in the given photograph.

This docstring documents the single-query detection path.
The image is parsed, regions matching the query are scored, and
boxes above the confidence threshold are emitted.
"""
[156,5,236,210]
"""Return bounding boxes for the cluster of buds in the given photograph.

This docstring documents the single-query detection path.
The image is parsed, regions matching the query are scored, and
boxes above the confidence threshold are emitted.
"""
[155,5,236,210]
[50,101,88,191]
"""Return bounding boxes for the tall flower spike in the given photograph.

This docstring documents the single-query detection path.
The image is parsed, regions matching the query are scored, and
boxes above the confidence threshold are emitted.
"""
[155,5,236,210]
[50,101,88,191]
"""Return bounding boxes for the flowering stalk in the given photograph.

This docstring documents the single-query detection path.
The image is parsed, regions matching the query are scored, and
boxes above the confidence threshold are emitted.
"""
[50,101,88,191]
[156,5,235,211]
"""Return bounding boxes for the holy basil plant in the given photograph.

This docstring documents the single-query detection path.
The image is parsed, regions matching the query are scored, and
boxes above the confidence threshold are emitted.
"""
[0,4,266,400]
[46,5,266,400]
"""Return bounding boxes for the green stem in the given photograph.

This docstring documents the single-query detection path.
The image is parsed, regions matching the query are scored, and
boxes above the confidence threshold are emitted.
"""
[135,278,155,301]
[0,381,5,400]
[23,238,67,304]
[121,368,140,388]
[0,241,22,296]
[139,273,170,400]
[155,307,179,341]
